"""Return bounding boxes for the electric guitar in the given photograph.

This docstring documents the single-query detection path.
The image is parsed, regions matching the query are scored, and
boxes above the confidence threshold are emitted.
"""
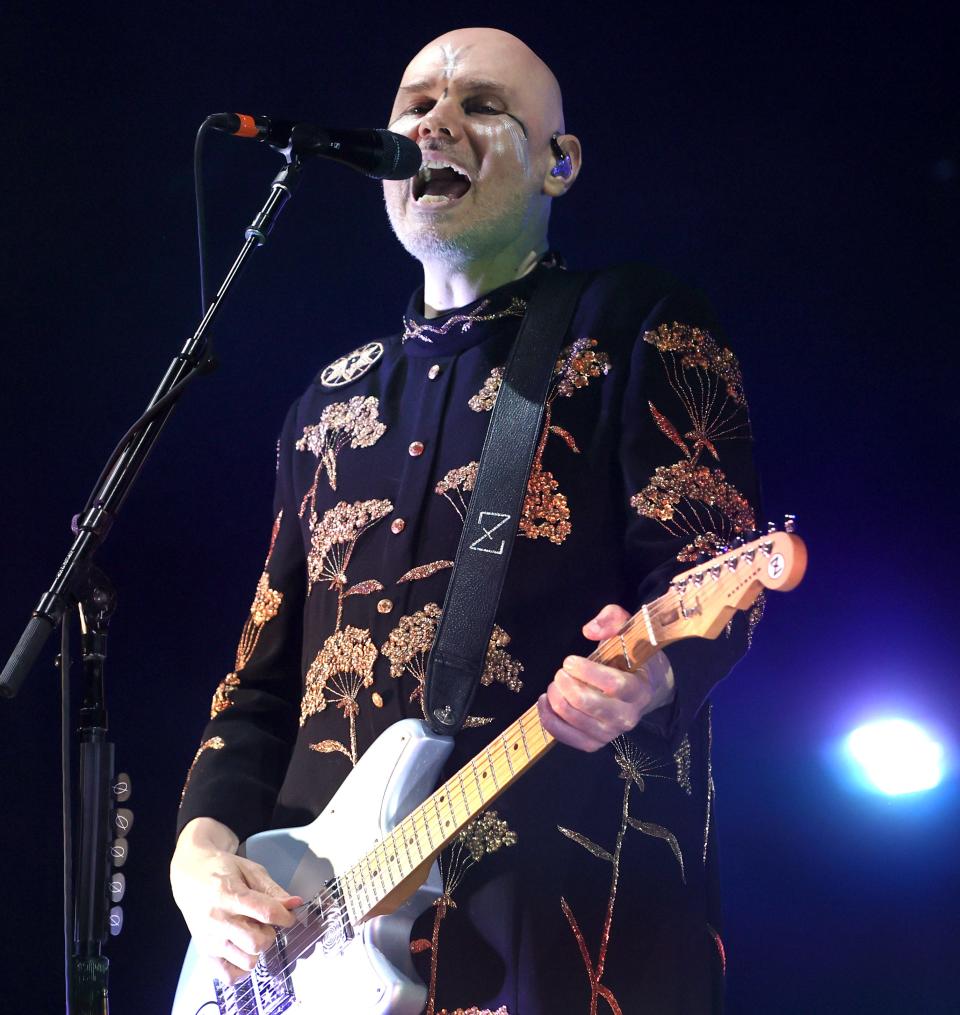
[173,524,807,1015]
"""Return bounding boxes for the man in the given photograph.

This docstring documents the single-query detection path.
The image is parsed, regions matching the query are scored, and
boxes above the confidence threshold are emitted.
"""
[171,27,760,1014]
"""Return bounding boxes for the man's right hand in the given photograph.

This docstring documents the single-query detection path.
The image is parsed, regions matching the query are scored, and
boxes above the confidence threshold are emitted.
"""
[170,817,303,984]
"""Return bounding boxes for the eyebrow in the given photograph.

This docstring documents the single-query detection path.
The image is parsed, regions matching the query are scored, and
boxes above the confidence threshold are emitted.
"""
[398,77,511,96]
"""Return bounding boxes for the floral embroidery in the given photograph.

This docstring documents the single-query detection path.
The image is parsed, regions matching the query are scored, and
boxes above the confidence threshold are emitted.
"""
[302,626,379,764]
[435,463,478,521]
[644,322,744,404]
[382,603,523,723]
[397,560,454,584]
[558,737,685,1015]
[630,460,755,562]
[409,811,518,1015]
[180,736,224,802]
[211,512,285,719]
[633,322,755,562]
[403,297,526,344]
[467,367,503,412]
[306,498,392,624]
[673,733,692,795]
[300,497,391,762]
[210,673,240,718]
[707,923,726,976]
[464,340,610,544]
[295,396,386,517]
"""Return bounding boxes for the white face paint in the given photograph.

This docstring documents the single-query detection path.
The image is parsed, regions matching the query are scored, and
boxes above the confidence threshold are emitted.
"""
[471,118,530,175]
[388,111,420,133]
[437,42,462,80]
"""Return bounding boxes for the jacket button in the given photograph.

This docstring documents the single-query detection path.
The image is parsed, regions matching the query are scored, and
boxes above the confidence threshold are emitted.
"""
[391,518,406,534]
[377,599,393,614]
[408,441,425,457]
[428,364,441,380]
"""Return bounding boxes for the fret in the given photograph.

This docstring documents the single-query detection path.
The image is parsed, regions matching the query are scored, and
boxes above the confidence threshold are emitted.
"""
[518,714,532,759]
[399,823,414,872]
[373,841,395,890]
[422,810,435,849]
[367,855,388,899]
[432,795,448,841]
[469,758,486,804]
[485,747,500,791]
[502,734,515,776]
[353,867,373,914]
[443,784,458,826]
[385,831,403,879]
[457,770,471,815]
[411,816,425,858]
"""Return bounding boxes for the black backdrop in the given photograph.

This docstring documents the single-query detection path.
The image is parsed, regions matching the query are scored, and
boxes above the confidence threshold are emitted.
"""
[3,3,958,1012]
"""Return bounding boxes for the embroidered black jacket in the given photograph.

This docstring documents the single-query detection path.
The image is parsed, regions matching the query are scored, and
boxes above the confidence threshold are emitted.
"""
[177,261,762,1015]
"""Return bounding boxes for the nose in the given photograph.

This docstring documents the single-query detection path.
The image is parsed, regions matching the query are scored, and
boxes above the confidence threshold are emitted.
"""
[417,97,458,142]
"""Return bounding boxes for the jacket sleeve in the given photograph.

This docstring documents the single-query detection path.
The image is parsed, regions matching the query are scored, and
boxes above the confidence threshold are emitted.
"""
[619,286,763,747]
[176,400,306,843]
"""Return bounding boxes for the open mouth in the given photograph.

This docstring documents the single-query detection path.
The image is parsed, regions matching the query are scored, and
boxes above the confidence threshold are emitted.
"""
[412,159,473,205]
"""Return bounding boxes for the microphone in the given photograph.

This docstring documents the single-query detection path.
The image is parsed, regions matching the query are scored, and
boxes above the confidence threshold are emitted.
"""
[207,113,422,180]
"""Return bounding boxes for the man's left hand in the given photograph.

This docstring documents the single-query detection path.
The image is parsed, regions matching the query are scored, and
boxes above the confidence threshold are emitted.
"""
[537,604,676,752]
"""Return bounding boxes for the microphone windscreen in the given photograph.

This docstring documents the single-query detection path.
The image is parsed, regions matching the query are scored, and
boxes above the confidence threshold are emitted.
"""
[374,130,422,180]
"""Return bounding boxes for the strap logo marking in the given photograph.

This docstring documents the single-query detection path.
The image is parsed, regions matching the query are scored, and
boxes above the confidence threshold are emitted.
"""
[469,512,511,555]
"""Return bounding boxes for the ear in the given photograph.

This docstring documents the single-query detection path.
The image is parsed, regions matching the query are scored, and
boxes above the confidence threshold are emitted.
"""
[542,133,582,197]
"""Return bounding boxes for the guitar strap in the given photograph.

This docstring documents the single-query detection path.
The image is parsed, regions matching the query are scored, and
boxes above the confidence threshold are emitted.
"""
[425,265,589,735]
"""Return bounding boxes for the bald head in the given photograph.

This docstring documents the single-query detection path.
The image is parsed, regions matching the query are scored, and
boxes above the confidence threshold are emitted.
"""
[391,28,565,143]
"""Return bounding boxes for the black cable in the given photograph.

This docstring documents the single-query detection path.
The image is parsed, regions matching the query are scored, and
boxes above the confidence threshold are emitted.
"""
[61,616,72,1013]
[80,360,211,516]
[194,119,215,316]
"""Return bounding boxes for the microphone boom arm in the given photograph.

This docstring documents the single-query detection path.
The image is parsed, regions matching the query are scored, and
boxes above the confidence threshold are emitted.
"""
[0,157,303,699]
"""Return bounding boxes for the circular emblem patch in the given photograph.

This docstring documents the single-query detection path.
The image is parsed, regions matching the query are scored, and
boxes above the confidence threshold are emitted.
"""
[320,341,384,388]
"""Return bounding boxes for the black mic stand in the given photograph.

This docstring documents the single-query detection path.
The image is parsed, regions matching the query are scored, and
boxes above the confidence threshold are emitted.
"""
[0,149,304,1013]
[70,567,117,1015]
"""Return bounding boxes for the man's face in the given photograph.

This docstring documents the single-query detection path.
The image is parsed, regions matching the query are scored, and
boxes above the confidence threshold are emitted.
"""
[382,30,562,265]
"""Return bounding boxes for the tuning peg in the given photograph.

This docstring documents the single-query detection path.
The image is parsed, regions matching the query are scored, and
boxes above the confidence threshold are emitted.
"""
[110,872,126,903]
[731,535,744,548]
[784,514,798,533]
[109,906,124,936]
[766,521,777,534]
[111,838,128,868]
[113,773,131,802]
[114,808,134,837]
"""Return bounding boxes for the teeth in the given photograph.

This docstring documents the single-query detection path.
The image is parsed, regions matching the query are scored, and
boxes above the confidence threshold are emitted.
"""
[417,194,453,204]
[419,159,469,179]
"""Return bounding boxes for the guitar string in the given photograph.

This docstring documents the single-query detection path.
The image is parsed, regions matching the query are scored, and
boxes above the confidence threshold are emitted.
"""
[218,543,775,1006]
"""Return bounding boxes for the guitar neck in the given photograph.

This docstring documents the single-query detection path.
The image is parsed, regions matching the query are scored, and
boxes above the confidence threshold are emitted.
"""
[339,630,664,923]
[340,528,806,923]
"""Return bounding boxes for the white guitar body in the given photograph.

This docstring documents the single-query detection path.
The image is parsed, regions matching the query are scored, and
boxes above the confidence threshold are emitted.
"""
[172,720,453,1015]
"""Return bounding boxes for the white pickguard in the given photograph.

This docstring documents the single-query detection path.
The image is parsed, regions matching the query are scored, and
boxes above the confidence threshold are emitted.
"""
[172,719,453,1015]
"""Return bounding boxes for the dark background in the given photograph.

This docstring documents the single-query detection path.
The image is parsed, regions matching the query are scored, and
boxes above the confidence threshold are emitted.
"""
[3,2,958,1012]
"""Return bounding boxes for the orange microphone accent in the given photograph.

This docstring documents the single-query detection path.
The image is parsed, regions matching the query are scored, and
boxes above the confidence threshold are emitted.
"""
[234,113,259,138]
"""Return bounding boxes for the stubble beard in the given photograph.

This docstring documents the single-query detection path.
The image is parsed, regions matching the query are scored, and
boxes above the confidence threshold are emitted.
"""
[384,184,536,269]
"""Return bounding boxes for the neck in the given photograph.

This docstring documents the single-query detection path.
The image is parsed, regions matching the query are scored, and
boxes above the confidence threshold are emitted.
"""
[421,242,546,318]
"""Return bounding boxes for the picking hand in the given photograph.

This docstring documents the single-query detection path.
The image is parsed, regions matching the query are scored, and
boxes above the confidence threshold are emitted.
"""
[171,817,303,984]
[537,603,675,752]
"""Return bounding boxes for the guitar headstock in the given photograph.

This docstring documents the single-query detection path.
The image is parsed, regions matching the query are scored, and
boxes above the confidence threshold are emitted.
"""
[651,518,808,644]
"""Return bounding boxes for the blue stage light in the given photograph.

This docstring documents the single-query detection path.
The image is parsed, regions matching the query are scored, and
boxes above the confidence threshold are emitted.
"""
[845,719,945,796]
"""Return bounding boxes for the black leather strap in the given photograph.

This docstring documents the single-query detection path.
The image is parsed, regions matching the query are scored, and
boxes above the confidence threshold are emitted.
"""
[425,267,589,734]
